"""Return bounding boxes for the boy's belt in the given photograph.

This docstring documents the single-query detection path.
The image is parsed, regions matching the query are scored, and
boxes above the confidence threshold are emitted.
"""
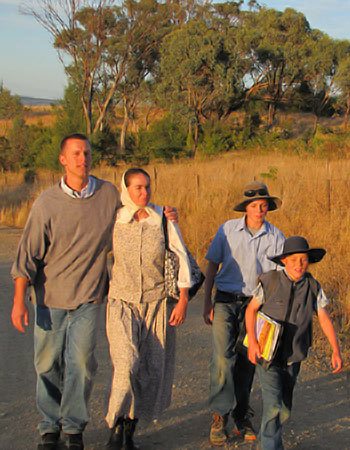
[215,290,250,304]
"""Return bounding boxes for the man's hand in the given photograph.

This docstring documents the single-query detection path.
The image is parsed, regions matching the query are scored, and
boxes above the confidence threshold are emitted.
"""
[11,302,29,333]
[331,351,343,374]
[164,206,178,223]
[12,277,29,333]
[203,304,214,325]
[247,339,261,365]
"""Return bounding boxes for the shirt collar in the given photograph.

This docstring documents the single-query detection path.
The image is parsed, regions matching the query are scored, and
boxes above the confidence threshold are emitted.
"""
[238,215,269,236]
[60,176,96,199]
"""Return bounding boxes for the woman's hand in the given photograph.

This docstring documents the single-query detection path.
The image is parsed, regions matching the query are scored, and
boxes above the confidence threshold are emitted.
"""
[164,206,178,223]
[169,289,188,326]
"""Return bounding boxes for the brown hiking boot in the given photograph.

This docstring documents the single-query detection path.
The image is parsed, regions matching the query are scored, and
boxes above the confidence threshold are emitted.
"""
[209,413,228,446]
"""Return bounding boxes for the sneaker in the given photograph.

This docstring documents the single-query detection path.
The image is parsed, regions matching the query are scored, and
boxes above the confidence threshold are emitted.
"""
[38,432,60,450]
[66,433,84,450]
[233,417,257,442]
[209,413,228,446]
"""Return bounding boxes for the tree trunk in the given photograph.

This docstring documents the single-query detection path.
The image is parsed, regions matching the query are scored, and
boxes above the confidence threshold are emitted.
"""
[267,103,276,129]
[82,99,92,137]
[145,106,152,130]
[312,114,318,137]
[343,97,350,130]
[193,120,199,154]
[119,102,129,155]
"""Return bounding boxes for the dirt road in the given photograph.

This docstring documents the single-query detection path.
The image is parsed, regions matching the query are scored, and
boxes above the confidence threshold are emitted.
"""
[0,228,349,449]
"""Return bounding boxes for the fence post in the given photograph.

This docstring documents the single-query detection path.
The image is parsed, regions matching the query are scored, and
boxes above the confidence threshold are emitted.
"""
[326,159,331,212]
[326,179,331,213]
[153,167,157,192]
[196,174,200,198]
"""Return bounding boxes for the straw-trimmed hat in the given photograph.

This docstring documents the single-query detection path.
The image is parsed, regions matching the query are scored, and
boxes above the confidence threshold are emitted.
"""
[269,236,326,266]
[233,180,282,212]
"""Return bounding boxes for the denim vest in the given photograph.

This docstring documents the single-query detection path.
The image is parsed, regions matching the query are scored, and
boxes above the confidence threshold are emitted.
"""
[259,270,319,364]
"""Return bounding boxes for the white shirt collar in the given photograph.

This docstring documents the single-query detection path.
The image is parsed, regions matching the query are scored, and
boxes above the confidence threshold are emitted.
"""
[60,176,96,199]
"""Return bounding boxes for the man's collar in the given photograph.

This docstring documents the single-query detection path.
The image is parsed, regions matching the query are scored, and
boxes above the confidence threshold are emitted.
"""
[60,176,96,198]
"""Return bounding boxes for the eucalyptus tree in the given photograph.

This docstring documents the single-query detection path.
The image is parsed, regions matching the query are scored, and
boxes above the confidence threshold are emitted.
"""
[304,32,350,134]
[21,0,123,136]
[157,18,245,152]
[334,56,350,128]
[240,7,314,128]
[114,0,175,153]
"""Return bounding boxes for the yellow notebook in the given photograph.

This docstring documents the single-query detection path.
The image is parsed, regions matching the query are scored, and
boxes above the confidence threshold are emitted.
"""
[243,311,282,362]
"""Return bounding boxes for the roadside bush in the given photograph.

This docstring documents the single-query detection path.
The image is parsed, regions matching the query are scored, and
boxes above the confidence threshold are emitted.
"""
[198,120,232,155]
[24,169,36,184]
[137,115,187,160]
[91,128,120,166]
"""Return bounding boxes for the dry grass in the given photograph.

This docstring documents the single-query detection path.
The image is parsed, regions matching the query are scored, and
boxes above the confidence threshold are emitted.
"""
[0,106,57,137]
[1,151,349,348]
[96,152,350,340]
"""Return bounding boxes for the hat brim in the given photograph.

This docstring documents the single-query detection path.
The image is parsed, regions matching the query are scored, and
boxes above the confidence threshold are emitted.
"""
[233,196,282,212]
[269,248,326,266]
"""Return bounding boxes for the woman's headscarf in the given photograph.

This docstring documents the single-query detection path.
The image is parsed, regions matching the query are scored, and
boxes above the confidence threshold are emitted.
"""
[116,170,158,223]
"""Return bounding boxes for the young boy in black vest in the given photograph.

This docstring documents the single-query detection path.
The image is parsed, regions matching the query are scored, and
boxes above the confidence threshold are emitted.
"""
[245,236,343,450]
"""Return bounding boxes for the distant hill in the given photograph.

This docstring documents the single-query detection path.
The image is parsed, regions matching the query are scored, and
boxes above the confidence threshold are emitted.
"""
[20,96,59,106]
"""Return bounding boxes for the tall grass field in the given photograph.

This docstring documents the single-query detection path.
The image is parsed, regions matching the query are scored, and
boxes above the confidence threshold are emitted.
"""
[1,151,349,358]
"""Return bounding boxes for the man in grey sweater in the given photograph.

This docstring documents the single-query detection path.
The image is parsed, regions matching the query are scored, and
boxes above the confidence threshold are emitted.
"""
[11,134,176,450]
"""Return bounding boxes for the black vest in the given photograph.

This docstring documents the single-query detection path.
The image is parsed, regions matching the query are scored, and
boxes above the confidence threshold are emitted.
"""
[259,270,319,364]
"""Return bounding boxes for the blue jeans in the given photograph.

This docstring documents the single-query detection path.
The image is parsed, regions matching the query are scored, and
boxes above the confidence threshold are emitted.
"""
[256,362,301,450]
[34,302,100,435]
[209,302,255,418]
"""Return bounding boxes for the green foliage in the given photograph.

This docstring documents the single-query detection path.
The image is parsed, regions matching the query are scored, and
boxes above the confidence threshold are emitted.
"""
[54,83,86,139]
[260,166,278,180]
[0,137,12,171]
[137,115,187,160]
[14,2,350,166]
[232,109,262,148]
[26,125,56,170]
[0,84,23,119]
[7,116,29,169]
[24,169,36,184]
[31,82,86,171]
[90,127,120,166]
[198,121,233,155]
[157,18,245,150]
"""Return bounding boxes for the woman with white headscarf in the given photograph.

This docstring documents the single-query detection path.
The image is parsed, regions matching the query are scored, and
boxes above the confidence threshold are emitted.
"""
[105,168,192,450]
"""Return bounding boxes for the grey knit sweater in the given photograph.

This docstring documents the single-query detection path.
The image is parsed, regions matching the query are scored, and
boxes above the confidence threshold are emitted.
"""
[11,177,121,309]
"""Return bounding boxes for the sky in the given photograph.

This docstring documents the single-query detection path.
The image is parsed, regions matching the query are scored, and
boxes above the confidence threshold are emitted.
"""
[1,0,350,99]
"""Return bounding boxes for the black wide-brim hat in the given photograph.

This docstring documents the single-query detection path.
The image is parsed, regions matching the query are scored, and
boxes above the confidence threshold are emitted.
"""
[269,236,326,266]
[233,180,282,212]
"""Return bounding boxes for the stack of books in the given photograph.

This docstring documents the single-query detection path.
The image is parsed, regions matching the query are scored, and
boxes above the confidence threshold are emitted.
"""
[243,311,282,363]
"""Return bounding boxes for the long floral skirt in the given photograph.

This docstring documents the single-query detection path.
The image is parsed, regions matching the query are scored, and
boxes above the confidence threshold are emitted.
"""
[105,298,176,427]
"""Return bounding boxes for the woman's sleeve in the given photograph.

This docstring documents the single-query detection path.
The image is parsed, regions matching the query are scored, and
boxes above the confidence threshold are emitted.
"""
[167,221,192,288]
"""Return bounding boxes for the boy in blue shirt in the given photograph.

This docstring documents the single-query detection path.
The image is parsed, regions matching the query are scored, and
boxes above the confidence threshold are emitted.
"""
[245,236,343,450]
[203,181,285,445]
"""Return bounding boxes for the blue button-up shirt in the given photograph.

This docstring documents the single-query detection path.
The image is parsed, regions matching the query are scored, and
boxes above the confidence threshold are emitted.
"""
[206,216,285,295]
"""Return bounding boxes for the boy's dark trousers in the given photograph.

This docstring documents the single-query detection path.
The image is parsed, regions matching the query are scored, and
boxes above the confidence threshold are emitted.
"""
[256,361,301,450]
